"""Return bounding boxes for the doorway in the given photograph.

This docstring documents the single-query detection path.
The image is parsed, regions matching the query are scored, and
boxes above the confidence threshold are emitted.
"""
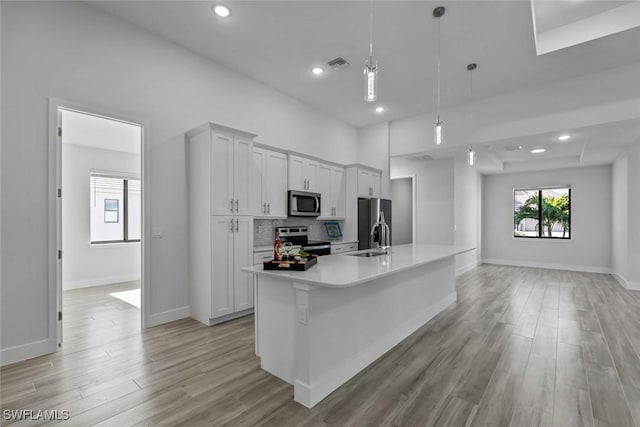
[52,103,147,348]
[390,176,415,245]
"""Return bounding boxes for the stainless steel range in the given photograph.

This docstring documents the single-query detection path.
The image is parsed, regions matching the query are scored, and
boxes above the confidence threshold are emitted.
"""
[276,226,331,256]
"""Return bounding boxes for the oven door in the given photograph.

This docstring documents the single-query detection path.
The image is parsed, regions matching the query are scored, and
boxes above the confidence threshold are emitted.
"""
[288,191,321,217]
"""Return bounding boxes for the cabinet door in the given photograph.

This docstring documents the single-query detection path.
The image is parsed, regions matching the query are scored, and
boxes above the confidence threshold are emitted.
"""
[210,133,234,215]
[318,164,332,217]
[211,216,235,318]
[358,168,372,198]
[233,138,253,216]
[288,155,306,191]
[234,217,254,312]
[304,159,320,192]
[332,167,346,218]
[264,150,288,218]
[251,147,267,216]
[371,171,381,198]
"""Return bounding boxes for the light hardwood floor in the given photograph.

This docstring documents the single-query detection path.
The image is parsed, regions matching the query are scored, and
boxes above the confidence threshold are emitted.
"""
[2,266,640,426]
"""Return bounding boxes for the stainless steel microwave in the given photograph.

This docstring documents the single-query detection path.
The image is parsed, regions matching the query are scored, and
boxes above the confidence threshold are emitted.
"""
[288,190,321,217]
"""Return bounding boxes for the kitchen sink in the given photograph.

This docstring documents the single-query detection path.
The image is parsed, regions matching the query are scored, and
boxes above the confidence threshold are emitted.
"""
[348,250,389,257]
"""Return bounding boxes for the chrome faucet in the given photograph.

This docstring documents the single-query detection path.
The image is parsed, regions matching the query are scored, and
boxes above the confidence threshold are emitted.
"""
[370,211,391,251]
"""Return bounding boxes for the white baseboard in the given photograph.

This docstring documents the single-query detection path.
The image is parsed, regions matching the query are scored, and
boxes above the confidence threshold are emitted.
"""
[456,261,480,276]
[293,292,457,408]
[612,271,628,288]
[0,339,55,367]
[627,281,640,291]
[63,274,141,290]
[146,306,190,328]
[482,258,611,274]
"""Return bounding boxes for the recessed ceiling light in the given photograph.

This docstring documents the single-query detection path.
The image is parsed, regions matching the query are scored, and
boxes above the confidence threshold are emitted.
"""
[518,146,523,150]
[311,67,324,76]
[558,134,571,141]
[213,5,230,17]
[375,106,385,113]
[531,148,546,154]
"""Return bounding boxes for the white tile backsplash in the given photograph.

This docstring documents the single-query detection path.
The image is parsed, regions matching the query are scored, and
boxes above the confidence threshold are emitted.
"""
[254,218,344,247]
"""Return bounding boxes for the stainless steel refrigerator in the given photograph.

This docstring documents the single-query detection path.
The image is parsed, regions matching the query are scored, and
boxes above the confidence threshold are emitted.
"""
[358,198,392,250]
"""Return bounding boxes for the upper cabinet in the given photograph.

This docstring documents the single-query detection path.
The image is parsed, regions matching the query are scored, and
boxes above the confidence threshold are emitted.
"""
[187,123,256,216]
[357,167,382,198]
[252,146,288,218]
[288,154,320,192]
[318,163,346,219]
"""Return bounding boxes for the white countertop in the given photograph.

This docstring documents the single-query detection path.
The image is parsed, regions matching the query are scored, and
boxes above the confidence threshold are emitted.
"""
[242,244,474,288]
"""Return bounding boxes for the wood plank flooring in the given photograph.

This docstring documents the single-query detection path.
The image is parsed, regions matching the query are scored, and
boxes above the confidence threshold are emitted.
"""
[2,266,640,426]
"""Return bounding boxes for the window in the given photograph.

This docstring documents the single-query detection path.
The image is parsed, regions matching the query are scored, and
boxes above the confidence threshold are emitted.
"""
[90,174,141,243]
[514,187,571,239]
[104,199,119,223]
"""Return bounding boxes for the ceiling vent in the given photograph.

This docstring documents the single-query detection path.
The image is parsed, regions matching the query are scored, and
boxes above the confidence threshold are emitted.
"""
[327,57,350,71]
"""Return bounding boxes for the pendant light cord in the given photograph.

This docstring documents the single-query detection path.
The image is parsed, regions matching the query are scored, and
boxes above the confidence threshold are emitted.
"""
[369,0,374,60]
[436,16,441,119]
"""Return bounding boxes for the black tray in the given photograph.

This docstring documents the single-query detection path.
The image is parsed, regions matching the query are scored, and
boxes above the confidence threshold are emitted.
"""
[263,255,317,271]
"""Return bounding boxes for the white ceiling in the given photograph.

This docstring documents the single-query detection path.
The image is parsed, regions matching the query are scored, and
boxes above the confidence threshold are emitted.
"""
[88,1,640,174]
[533,0,633,33]
[61,109,142,155]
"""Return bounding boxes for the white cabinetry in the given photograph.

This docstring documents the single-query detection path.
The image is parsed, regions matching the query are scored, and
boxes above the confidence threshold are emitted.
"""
[357,168,381,198]
[252,147,288,218]
[211,216,254,316]
[331,242,358,254]
[289,154,320,192]
[318,163,346,219]
[209,131,253,216]
[187,123,256,325]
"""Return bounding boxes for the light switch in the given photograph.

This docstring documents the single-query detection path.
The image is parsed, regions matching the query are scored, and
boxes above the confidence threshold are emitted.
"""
[152,227,163,239]
[297,307,308,325]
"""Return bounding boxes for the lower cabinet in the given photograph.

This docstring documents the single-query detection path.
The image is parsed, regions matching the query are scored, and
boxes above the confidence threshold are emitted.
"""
[191,216,254,325]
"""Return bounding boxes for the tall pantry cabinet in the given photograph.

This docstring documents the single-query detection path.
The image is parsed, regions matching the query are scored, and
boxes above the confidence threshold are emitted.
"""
[187,123,255,325]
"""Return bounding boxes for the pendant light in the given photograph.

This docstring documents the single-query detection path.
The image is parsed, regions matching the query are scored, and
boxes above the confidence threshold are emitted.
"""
[364,0,378,102]
[467,63,477,166]
[433,6,445,145]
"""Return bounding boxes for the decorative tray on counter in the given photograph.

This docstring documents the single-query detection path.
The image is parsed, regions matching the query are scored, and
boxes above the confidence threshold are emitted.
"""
[263,255,318,271]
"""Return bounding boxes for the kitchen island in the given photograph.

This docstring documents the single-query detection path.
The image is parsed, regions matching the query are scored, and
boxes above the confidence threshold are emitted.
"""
[242,244,474,408]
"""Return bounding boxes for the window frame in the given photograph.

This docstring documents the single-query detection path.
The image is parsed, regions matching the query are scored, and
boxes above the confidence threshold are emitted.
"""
[513,186,571,240]
[90,173,141,245]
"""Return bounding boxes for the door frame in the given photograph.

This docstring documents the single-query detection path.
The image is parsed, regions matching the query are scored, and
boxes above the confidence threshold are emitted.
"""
[390,175,417,244]
[48,98,151,350]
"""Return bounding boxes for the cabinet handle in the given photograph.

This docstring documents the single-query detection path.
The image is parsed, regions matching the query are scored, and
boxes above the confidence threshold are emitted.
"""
[235,218,239,232]
[230,199,234,212]
[267,203,271,214]
[263,203,267,214]
[230,218,234,232]
[235,199,239,213]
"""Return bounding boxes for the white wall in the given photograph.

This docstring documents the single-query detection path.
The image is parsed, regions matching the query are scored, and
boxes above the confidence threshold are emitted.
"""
[62,144,141,290]
[482,165,612,273]
[391,157,480,275]
[626,141,640,287]
[1,2,358,360]
[454,159,482,274]
[611,152,628,284]
[391,158,455,246]
[358,122,391,198]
